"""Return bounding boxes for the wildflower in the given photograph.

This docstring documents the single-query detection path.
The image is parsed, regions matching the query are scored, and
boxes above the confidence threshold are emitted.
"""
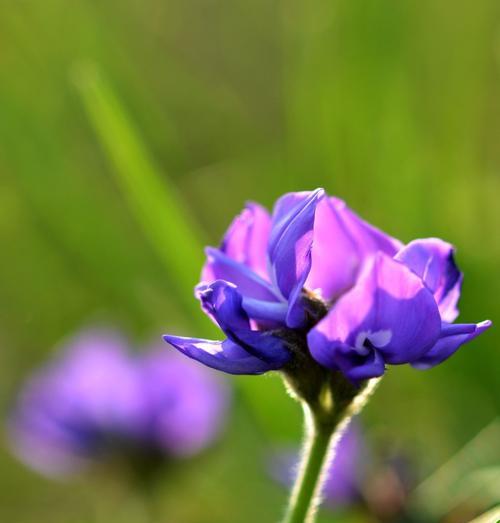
[165,189,490,383]
[9,330,228,477]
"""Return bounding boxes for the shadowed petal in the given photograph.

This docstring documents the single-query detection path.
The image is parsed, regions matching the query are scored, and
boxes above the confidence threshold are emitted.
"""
[269,189,325,328]
[308,253,441,370]
[241,297,288,323]
[219,202,272,280]
[411,320,492,369]
[163,336,279,375]
[195,280,291,365]
[333,344,386,382]
[395,238,463,322]
[306,331,386,382]
[196,280,250,332]
[306,329,342,370]
[201,248,281,302]
[232,330,291,367]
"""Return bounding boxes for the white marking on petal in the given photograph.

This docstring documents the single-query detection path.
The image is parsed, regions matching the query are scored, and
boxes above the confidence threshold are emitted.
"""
[368,329,392,348]
[198,342,224,355]
[354,331,371,355]
[354,329,392,355]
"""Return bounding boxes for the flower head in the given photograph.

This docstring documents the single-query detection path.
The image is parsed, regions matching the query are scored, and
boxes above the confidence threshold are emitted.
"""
[164,190,491,384]
[9,329,229,477]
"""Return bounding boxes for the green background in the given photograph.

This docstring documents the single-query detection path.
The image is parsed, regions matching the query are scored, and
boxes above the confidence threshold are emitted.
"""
[0,1,499,521]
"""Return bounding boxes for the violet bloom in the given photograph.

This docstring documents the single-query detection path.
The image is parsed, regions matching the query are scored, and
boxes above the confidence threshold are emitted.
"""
[164,189,490,382]
[9,330,228,477]
[273,423,364,509]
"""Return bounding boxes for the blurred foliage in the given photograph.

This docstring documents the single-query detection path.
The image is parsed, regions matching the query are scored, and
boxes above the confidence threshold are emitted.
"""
[0,0,499,522]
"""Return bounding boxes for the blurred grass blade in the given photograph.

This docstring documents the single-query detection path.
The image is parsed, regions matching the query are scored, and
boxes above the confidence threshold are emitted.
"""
[74,63,205,322]
[410,418,500,519]
[74,64,301,440]
[74,64,312,443]
[467,505,500,523]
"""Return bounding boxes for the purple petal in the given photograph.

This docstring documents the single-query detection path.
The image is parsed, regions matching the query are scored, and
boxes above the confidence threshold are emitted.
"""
[195,280,290,365]
[308,254,442,372]
[241,297,289,324]
[201,247,281,302]
[333,343,386,382]
[196,280,250,332]
[306,332,387,381]
[269,192,315,234]
[268,189,325,328]
[395,238,463,322]
[139,349,229,457]
[8,330,145,476]
[305,198,361,301]
[412,320,492,370]
[198,280,287,329]
[333,198,402,258]
[163,335,279,375]
[32,331,144,434]
[230,329,291,367]
[219,202,272,280]
[306,198,402,302]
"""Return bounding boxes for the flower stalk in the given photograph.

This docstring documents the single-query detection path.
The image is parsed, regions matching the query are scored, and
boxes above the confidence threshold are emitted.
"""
[283,406,337,523]
[282,375,382,523]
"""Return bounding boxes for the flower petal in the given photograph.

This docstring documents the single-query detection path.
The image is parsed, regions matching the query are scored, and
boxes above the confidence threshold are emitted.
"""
[196,280,291,365]
[269,192,315,235]
[306,332,386,382]
[268,188,325,328]
[201,247,281,302]
[333,344,386,382]
[241,297,288,323]
[163,336,278,375]
[395,238,463,322]
[308,253,442,370]
[306,198,402,302]
[305,198,360,301]
[333,198,402,258]
[219,202,272,280]
[231,330,291,367]
[196,280,250,332]
[411,320,492,370]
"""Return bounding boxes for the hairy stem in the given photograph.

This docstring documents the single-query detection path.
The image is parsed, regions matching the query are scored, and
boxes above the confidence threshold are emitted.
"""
[282,406,343,523]
[282,376,381,523]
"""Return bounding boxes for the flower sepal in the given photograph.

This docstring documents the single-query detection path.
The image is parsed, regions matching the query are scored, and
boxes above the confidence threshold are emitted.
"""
[279,329,381,428]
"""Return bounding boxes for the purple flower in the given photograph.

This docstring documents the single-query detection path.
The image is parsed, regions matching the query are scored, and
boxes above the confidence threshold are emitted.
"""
[272,422,364,509]
[164,190,491,382]
[138,347,228,457]
[9,329,229,477]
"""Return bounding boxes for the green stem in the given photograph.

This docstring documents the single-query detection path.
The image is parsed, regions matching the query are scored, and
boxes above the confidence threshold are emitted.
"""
[281,372,382,523]
[283,407,339,523]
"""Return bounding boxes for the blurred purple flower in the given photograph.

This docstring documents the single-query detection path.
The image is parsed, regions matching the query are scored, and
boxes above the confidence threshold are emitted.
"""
[138,347,228,457]
[272,422,364,509]
[164,189,491,381]
[8,329,229,477]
